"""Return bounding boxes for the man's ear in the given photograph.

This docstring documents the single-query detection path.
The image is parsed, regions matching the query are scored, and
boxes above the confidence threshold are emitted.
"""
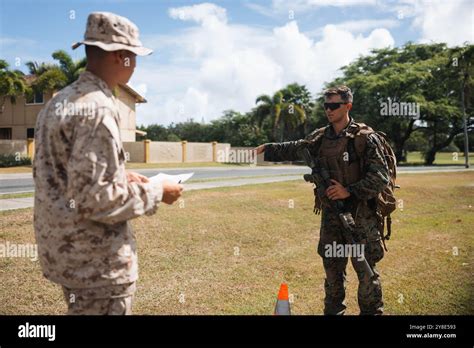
[113,50,129,66]
[346,103,352,111]
[118,50,133,68]
[111,51,122,64]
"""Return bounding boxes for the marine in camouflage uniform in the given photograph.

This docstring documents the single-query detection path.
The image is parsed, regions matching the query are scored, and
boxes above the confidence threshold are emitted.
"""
[263,95,389,315]
[33,12,163,315]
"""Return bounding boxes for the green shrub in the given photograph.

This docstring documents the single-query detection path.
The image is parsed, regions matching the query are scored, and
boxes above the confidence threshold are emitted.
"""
[0,154,32,167]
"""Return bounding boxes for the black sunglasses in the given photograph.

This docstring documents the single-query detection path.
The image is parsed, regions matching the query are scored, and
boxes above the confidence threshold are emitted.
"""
[323,102,348,111]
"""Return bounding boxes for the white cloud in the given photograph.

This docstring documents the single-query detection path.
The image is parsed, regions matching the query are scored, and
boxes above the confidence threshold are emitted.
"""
[248,0,473,47]
[328,19,399,32]
[131,3,395,126]
[272,0,377,10]
[305,18,400,38]
[245,0,377,16]
[411,0,473,46]
[168,2,228,26]
[374,0,473,46]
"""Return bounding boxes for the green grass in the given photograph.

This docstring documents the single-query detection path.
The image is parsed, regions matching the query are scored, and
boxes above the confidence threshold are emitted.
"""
[0,172,473,314]
[125,162,253,169]
[0,192,34,200]
[402,151,473,165]
[0,166,33,174]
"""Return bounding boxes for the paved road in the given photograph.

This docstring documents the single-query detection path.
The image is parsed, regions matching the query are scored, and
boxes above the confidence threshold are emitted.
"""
[1,165,473,211]
[0,166,310,195]
[1,165,473,195]
[0,174,306,211]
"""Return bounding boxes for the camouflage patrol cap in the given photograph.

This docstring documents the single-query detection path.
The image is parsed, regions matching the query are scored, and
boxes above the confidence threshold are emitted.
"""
[72,12,152,56]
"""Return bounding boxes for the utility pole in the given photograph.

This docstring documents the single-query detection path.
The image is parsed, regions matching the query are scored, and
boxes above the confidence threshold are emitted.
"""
[461,72,470,168]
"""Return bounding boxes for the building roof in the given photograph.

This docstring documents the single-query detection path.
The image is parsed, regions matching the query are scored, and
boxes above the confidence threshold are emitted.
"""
[23,74,147,104]
[118,84,147,104]
[24,75,38,84]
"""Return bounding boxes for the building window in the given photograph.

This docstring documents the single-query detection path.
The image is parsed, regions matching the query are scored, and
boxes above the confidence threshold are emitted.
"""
[25,91,44,105]
[0,128,12,140]
[27,128,35,138]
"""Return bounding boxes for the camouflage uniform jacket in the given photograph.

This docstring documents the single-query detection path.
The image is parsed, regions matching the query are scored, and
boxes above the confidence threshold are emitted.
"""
[264,118,390,228]
[33,71,163,289]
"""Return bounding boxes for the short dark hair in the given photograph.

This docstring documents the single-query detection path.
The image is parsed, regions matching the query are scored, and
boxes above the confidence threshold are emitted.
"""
[323,85,353,103]
[85,45,108,59]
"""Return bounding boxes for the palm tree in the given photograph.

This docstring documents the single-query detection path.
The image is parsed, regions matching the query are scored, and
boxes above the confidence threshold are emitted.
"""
[255,86,308,142]
[255,91,283,142]
[280,83,314,137]
[24,61,57,76]
[52,50,86,84]
[279,100,306,141]
[25,50,86,94]
[0,60,29,113]
[25,61,67,93]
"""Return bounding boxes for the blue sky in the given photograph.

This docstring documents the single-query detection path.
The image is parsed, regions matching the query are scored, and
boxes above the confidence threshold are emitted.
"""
[1,0,473,125]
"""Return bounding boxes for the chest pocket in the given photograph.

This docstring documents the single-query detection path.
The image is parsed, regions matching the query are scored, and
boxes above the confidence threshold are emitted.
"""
[318,136,361,186]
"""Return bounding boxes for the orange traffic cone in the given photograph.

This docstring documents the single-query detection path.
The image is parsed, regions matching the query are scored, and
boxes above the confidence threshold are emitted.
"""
[274,283,291,315]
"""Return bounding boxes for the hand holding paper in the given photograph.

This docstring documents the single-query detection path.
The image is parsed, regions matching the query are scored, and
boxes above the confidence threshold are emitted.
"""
[148,172,194,185]
[148,172,193,205]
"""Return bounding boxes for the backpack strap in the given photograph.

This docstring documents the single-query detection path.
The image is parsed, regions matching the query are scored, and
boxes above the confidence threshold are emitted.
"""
[351,123,392,251]
[352,123,374,157]
[305,126,327,159]
[305,126,327,142]
[350,123,374,176]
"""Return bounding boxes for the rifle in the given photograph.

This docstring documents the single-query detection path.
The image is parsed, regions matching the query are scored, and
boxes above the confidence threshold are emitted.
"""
[300,147,375,280]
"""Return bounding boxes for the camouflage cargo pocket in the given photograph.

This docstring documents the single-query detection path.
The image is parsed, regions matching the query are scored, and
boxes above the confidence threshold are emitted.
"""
[365,227,384,264]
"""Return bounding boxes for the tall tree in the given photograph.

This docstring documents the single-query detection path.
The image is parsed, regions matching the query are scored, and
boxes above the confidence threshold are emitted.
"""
[0,60,29,112]
[279,83,313,140]
[52,50,87,84]
[254,83,309,142]
[254,91,283,141]
[25,50,86,93]
[318,43,474,163]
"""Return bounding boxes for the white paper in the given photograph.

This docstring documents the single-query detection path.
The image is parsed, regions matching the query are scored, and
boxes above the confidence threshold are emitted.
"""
[148,172,194,185]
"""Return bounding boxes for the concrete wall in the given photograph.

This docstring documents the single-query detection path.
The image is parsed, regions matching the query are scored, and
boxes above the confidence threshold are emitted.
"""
[224,146,264,165]
[123,141,231,163]
[123,141,144,162]
[0,140,27,156]
[0,138,237,164]
[150,141,182,163]
[215,143,230,162]
[185,142,213,162]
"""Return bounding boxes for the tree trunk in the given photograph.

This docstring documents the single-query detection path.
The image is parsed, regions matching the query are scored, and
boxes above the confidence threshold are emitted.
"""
[394,145,406,163]
[424,148,437,165]
[424,128,461,165]
[393,119,415,163]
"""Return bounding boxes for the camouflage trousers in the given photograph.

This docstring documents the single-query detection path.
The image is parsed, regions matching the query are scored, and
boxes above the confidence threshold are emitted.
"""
[61,282,136,315]
[317,208,385,315]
